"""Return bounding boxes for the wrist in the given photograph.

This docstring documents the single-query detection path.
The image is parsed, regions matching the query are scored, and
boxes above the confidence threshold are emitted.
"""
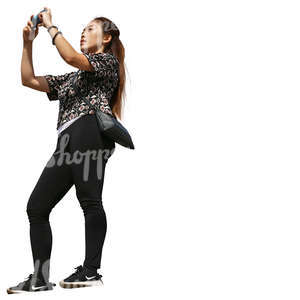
[23,40,33,47]
[46,23,54,30]
[47,25,58,35]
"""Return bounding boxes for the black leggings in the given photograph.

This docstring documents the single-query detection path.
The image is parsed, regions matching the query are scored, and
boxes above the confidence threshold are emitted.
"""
[26,113,115,282]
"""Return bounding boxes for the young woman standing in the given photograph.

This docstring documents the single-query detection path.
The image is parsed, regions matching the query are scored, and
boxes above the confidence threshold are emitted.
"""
[7,7,126,294]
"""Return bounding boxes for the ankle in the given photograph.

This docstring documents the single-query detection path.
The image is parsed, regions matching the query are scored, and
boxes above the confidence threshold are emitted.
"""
[33,273,49,284]
[82,265,98,276]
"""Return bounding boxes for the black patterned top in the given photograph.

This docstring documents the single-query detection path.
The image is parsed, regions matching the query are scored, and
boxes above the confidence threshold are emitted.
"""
[44,52,119,130]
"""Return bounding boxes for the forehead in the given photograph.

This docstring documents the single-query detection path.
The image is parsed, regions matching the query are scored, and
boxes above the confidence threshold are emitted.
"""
[84,21,99,29]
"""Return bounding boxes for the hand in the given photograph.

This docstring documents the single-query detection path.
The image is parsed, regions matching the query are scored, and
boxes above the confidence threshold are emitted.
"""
[23,15,42,43]
[39,7,53,29]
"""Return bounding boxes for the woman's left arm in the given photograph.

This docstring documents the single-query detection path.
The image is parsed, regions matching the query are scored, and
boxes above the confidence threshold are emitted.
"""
[40,7,94,71]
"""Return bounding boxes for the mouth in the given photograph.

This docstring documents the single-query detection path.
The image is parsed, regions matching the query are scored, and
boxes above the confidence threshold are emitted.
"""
[80,40,86,45]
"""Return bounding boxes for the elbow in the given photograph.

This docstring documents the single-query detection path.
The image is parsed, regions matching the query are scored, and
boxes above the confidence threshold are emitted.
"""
[22,77,34,87]
[21,73,33,86]
[22,79,29,86]
[21,75,27,86]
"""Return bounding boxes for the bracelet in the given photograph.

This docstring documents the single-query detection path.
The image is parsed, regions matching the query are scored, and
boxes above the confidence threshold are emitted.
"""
[47,25,58,32]
[52,31,62,45]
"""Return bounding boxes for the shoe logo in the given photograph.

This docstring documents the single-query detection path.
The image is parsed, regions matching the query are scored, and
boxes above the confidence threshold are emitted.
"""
[85,275,96,280]
[32,285,46,291]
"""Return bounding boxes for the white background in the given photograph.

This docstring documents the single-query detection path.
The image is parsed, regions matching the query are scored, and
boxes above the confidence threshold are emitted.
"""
[1,0,300,299]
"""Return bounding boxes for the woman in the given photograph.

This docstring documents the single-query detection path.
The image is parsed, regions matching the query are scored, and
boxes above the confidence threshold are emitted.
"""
[7,7,126,294]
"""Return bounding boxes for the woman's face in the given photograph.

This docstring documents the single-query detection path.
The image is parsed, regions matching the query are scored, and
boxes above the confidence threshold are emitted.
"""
[80,21,104,54]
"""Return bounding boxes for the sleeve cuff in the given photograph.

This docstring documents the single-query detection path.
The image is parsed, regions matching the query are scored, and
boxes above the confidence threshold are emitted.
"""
[44,75,59,101]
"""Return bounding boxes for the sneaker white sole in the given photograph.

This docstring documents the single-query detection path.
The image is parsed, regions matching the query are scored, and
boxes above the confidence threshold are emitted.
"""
[7,289,28,294]
[7,288,53,294]
[59,279,103,289]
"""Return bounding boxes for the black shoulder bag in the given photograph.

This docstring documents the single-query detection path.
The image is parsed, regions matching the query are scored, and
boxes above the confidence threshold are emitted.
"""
[71,70,135,149]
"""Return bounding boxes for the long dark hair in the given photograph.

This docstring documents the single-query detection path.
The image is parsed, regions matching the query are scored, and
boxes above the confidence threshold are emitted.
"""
[93,16,126,121]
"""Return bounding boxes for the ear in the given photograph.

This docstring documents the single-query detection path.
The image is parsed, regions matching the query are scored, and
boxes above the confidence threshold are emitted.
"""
[103,34,112,46]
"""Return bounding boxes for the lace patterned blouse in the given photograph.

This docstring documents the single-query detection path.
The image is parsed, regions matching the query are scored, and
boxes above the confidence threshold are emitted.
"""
[44,52,119,130]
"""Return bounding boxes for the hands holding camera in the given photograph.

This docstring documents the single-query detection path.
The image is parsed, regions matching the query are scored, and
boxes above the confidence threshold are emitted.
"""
[23,7,54,43]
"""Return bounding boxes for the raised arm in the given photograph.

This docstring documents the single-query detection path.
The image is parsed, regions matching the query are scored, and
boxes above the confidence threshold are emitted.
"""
[21,36,71,97]
[21,7,93,94]
[21,14,50,92]
[39,7,93,71]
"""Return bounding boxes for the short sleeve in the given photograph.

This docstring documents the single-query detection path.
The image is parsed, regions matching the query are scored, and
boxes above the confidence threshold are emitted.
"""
[83,52,119,80]
[44,71,73,101]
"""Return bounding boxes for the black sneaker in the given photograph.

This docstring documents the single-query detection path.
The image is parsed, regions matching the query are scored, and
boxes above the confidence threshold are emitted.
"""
[59,265,103,289]
[7,273,56,294]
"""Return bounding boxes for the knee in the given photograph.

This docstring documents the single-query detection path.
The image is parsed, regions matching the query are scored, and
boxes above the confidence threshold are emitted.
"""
[26,196,51,225]
[79,197,104,215]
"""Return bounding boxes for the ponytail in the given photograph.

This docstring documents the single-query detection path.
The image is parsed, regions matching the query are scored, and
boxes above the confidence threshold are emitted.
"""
[93,17,126,121]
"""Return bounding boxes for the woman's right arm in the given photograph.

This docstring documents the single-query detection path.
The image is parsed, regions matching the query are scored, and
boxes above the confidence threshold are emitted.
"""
[21,14,75,101]
[21,15,50,93]
[21,42,50,92]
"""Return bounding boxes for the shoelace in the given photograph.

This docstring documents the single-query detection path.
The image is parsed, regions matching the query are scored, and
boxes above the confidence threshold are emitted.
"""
[16,274,33,287]
[72,265,84,276]
[17,273,55,287]
[72,265,102,278]
[25,274,33,281]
